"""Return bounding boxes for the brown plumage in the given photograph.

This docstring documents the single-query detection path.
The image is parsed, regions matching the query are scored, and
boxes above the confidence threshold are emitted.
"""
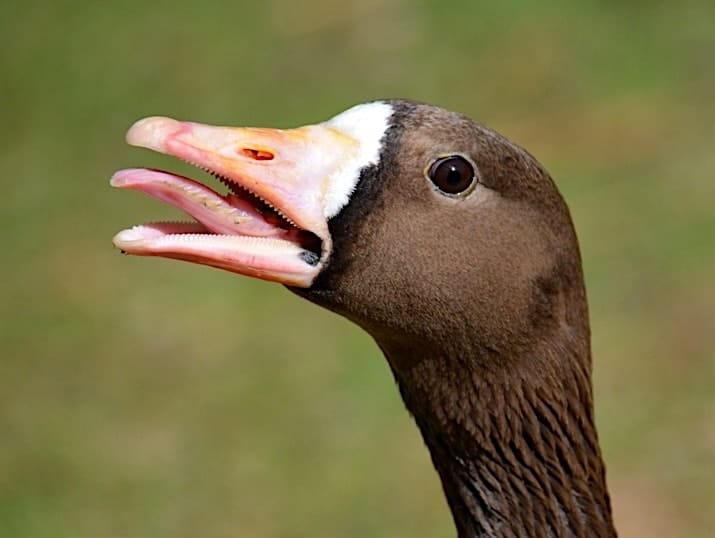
[113,100,617,537]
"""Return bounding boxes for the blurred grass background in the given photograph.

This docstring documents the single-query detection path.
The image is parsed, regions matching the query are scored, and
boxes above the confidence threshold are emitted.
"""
[2,0,714,536]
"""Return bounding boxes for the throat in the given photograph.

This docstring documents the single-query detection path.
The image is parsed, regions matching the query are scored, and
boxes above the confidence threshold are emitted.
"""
[379,339,617,538]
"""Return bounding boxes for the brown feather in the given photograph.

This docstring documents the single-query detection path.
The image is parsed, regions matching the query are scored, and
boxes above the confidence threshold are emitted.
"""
[296,101,617,537]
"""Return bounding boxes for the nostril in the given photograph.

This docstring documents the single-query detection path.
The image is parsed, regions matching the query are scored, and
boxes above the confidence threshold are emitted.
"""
[240,148,274,161]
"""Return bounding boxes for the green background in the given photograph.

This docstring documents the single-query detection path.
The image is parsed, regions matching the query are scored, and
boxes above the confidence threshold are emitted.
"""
[2,1,714,536]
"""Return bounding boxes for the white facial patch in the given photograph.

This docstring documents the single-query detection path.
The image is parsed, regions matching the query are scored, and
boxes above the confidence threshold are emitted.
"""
[321,101,394,218]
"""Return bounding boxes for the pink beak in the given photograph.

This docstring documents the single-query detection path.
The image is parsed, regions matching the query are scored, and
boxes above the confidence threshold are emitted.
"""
[111,116,363,287]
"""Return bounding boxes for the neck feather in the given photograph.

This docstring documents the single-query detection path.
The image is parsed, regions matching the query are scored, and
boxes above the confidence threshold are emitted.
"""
[377,331,617,538]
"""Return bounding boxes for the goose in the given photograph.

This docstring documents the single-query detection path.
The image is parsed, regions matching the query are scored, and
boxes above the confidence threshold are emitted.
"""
[111,100,617,537]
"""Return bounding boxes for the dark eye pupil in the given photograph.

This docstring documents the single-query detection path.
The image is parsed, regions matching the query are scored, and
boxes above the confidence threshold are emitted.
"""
[428,156,475,195]
[446,167,462,186]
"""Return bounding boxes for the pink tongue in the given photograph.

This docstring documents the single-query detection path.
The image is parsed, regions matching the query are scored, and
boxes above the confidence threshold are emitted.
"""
[110,168,283,237]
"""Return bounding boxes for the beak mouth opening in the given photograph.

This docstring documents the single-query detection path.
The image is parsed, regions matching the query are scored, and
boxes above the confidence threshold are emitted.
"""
[110,116,343,287]
[111,103,394,286]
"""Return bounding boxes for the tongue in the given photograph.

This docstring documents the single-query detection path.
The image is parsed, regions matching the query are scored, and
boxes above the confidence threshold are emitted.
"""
[110,168,285,237]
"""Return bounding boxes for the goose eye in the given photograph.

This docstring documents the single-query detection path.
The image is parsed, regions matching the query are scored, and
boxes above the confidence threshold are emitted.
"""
[427,156,476,196]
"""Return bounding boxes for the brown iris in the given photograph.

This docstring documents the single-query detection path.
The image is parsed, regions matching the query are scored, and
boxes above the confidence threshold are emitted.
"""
[427,155,476,195]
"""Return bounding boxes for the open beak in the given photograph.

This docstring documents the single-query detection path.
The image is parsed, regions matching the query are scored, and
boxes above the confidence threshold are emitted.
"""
[111,116,361,287]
